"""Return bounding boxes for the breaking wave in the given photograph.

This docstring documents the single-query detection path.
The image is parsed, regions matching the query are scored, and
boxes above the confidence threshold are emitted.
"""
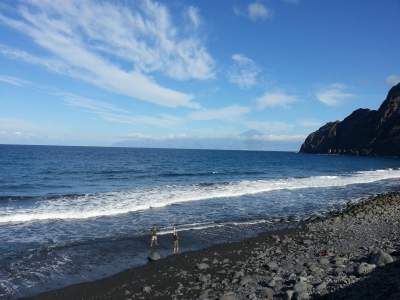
[1,168,400,223]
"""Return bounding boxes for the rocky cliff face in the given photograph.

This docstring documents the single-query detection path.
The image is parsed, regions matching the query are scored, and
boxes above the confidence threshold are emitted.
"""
[300,83,400,156]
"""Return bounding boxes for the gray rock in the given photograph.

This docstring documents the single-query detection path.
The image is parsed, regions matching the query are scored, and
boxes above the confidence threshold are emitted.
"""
[260,287,274,299]
[148,251,161,261]
[294,281,309,294]
[370,249,394,267]
[319,258,330,265]
[196,263,210,270]
[240,275,253,286]
[294,291,310,300]
[315,282,327,293]
[356,262,376,276]
[142,286,151,294]
[266,261,279,271]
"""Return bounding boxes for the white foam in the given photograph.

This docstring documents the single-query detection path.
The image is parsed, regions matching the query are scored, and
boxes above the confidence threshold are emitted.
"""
[1,168,400,223]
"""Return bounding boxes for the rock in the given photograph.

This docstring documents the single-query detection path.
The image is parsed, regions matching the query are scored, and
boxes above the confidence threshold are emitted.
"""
[294,281,309,294]
[220,292,238,300]
[260,287,274,299]
[315,282,327,293]
[356,262,376,276]
[199,274,210,283]
[294,291,310,300]
[233,270,244,279]
[142,286,151,293]
[369,249,394,267]
[266,261,279,271]
[319,258,330,265]
[124,290,131,295]
[196,263,210,270]
[147,251,161,261]
[300,83,400,156]
[285,290,294,300]
[240,275,253,286]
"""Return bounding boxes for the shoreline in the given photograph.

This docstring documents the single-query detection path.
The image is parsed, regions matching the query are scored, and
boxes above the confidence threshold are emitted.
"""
[21,192,400,300]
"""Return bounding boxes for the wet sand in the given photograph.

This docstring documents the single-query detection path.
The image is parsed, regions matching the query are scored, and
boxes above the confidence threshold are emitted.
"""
[21,192,400,300]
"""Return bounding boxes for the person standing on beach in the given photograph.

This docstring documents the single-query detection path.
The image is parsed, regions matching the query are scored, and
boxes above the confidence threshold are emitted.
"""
[150,226,158,247]
[172,226,179,254]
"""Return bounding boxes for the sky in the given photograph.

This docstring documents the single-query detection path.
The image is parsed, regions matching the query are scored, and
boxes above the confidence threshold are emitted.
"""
[0,0,399,150]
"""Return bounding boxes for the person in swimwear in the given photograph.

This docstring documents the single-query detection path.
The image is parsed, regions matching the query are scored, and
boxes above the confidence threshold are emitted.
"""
[150,225,158,247]
[172,225,179,254]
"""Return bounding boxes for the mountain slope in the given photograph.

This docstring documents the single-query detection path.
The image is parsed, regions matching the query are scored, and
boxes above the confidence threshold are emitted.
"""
[300,83,400,156]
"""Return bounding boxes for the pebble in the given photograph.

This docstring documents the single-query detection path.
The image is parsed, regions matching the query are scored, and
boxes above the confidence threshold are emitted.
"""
[196,263,210,270]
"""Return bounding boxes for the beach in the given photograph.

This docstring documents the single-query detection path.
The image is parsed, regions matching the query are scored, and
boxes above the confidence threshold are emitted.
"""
[21,192,400,300]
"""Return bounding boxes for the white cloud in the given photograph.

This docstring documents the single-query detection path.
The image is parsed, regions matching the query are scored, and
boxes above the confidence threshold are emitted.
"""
[61,94,181,128]
[297,119,322,128]
[228,53,261,88]
[256,91,297,110]
[0,0,215,108]
[185,6,201,28]
[0,74,30,87]
[0,117,42,142]
[316,83,354,106]
[189,105,250,121]
[247,134,306,142]
[248,2,271,21]
[386,74,400,86]
[246,121,293,132]
[234,2,272,22]
[63,95,129,114]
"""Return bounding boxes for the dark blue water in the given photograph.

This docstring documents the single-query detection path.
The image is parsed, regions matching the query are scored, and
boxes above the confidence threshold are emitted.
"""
[1,144,400,298]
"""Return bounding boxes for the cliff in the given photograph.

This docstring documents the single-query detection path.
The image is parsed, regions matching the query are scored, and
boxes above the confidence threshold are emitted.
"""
[300,83,400,156]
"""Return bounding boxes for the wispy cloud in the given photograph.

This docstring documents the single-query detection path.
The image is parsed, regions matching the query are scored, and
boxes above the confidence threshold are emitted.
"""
[0,0,215,108]
[189,105,250,121]
[185,6,201,29]
[256,91,297,110]
[297,119,322,128]
[316,83,354,106]
[61,94,181,128]
[246,134,306,142]
[386,74,400,86]
[234,2,272,22]
[246,121,294,132]
[228,53,261,89]
[0,74,30,87]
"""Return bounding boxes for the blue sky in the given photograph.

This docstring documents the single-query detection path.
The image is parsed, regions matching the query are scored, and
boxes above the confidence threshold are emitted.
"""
[0,0,399,150]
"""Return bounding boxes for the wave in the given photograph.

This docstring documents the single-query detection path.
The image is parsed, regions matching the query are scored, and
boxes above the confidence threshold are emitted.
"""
[1,168,400,223]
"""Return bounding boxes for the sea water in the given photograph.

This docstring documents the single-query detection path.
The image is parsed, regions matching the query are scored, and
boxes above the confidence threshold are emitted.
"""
[1,144,400,298]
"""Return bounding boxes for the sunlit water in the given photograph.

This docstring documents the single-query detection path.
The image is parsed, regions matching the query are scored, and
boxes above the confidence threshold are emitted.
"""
[1,145,400,298]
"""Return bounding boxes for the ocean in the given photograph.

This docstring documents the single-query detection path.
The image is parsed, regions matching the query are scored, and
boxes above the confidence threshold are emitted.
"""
[1,144,400,298]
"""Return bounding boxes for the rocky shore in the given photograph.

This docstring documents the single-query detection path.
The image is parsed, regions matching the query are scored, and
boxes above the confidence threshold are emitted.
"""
[23,192,400,300]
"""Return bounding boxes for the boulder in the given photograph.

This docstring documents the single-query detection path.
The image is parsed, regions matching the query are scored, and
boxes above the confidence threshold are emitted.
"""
[356,262,376,276]
[148,251,161,261]
[369,249,394,267]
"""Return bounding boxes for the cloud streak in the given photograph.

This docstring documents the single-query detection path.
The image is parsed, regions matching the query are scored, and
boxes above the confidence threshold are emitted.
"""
[386,74,400,86]
[189,105,250,121]
[0,0,216,108]
[316,83,354,106]
[0,74,31,87]
[256,91,297,109]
